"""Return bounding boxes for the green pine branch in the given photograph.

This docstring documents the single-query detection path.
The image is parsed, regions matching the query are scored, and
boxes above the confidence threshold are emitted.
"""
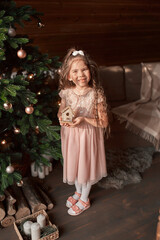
[0,0,62,194]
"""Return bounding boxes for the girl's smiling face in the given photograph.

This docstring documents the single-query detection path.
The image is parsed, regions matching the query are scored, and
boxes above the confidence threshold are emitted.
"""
[68,59,91,90]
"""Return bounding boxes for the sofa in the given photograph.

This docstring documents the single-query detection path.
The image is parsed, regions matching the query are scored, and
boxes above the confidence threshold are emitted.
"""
[98,63,154,149]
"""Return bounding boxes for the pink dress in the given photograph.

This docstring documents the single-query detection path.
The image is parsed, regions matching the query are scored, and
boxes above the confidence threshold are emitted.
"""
[59,88,107,186]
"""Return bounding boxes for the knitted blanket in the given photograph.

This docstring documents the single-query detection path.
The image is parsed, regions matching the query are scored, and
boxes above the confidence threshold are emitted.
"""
[112,62,160,150]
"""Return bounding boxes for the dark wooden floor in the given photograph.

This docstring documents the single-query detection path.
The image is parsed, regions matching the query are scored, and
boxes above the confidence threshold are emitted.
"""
[1,151,160,240]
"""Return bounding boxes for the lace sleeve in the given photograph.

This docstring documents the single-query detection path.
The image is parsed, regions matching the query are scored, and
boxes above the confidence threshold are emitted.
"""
[59,89,66,99]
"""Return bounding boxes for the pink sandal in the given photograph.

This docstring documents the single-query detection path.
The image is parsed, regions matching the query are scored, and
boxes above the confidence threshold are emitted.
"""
[66,192,81,208]
[68,198,90,216]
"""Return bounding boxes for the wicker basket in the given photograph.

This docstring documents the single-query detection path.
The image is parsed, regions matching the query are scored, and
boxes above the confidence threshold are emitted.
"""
[14,209,59,240]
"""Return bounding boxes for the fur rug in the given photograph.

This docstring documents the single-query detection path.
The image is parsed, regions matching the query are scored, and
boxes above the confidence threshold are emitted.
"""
[98,147,155,189]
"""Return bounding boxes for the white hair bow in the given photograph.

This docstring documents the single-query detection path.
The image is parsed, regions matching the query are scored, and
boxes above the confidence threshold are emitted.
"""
[72,50,84,56]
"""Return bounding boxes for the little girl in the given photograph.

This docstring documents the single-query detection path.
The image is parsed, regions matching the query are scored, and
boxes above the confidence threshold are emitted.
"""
[58,48,109,216]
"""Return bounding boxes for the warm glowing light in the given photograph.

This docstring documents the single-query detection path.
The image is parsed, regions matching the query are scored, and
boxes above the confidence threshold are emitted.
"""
[27,73,34,80]
[1,139,7,145]
[14,128,20,134]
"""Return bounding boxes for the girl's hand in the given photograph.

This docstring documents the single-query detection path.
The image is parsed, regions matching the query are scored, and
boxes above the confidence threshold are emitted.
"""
[58,116,62,121]
[59,117,84,127]
[70,117,84,127]
[58,116,64,126]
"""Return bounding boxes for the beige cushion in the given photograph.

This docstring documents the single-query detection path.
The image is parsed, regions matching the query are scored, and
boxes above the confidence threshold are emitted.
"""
[123,64,142,102]
[98,66,125,102]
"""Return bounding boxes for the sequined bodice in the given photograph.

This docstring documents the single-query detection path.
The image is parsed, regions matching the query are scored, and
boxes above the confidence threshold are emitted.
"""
[60,88,95,118]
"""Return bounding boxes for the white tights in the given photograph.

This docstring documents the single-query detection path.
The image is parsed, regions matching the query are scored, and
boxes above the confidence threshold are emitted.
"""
[68,180,92,214]
[75,180,91,202]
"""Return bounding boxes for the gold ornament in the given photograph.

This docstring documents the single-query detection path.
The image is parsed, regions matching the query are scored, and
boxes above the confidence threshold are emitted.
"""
[25,105,34,114]
[27,73,34,80]
[8,27,16,37]
[17,180,23,187]
[6,165,14,174]
[14,127,20,134]
[3,102,12,110]
[17,48,27,59]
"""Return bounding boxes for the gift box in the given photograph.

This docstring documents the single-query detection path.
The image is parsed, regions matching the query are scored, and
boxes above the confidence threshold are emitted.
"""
[14,209,59,240]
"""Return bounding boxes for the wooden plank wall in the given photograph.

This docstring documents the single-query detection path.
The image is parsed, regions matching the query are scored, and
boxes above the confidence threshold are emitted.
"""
[15,0,160,66]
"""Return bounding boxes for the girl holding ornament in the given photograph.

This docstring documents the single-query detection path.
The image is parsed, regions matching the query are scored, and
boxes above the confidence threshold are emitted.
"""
[58,48,109,216]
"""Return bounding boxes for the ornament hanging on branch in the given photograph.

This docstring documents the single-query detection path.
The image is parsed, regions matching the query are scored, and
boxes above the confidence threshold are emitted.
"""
[36,15,45,28]
[17,180,23,187]
[25,105,34,114]
[8,26,16,37]
[3,102,12,110]
[37,21,45,28]
[6,165,14,174]
[11,67,18,79]
[17,48,27,59]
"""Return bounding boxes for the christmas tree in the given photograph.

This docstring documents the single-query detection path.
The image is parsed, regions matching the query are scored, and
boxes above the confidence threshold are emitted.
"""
[0,0,62,196]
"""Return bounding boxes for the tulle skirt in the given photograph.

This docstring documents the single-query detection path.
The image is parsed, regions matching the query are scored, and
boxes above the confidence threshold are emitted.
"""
[61,122,107,186]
